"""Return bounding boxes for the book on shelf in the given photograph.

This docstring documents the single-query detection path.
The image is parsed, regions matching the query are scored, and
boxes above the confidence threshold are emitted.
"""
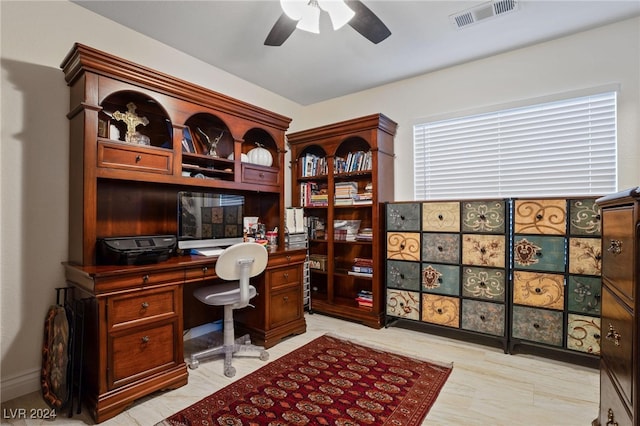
[348,270,373,277]
[333,151,372,174]
[355,290,373,308]
[351,265,373,273]
[299,153,327,177]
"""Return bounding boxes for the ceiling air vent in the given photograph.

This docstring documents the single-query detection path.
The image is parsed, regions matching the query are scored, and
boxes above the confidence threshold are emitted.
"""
[450,0,519,29]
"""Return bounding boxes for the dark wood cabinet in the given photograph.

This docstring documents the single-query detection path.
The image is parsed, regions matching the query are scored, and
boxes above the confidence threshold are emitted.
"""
[594,187,640,426]
[60,43,303,423]
[287,114,397,328]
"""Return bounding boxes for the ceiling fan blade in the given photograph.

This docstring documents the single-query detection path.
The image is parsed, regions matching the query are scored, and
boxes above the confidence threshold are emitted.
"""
[345,0,391,44]
[264,13,298,46]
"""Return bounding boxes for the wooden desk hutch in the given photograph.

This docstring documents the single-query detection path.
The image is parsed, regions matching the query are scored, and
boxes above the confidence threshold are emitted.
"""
[60,43,306,423]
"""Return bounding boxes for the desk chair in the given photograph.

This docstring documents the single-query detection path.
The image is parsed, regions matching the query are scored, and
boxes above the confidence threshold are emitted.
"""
[187,242,269,377]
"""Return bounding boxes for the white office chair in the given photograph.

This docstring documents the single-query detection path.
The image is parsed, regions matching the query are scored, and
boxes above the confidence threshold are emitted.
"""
[187,242,269,377]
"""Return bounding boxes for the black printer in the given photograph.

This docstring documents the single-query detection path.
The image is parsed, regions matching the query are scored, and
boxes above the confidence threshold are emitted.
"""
[97,235,177,265]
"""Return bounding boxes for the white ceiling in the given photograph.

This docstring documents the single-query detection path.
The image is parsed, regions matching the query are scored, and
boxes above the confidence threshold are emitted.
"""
[74,0,640,106]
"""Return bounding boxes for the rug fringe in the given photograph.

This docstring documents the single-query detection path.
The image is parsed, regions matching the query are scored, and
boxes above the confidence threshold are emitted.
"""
[324,332,454,370]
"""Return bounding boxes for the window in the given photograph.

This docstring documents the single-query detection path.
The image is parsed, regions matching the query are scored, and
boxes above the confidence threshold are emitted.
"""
[413,91,617,200]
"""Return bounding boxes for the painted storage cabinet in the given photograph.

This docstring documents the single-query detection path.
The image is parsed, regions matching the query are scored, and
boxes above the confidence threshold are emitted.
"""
[386,199,510,351]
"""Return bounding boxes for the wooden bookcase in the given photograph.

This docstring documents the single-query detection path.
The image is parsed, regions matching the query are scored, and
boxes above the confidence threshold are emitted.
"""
[287,114,397,328]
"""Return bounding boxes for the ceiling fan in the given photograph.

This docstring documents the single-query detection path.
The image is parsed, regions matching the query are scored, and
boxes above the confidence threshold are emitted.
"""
[264,0,391,46]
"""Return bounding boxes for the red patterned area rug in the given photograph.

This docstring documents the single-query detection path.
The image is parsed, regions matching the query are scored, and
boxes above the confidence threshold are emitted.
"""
[158,334,453,426]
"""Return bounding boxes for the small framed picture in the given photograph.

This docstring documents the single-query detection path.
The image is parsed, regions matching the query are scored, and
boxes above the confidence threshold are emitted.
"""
[182,127,196,153]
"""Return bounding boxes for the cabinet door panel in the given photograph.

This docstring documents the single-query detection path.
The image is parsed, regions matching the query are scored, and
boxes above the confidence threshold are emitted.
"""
[568,237,602,276]
[461,200,506,233]
[461,300,505,336]
[422,233,460,264]
[421,263,459,295]
[421,294,460,328]
[462,234,506,267]
[422,202,460,232]
[511,305,563,346]
[386,203,421,231]
[386,290,420,320]
[386,260,420,291]
[514,199,566,235]
[513,235,565,272]
[513,271,564,310]
[566,313,600,355]
[462,267,506,302]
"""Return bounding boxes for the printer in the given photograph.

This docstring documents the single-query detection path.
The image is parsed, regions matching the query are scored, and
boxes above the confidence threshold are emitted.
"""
[97,235,177,265]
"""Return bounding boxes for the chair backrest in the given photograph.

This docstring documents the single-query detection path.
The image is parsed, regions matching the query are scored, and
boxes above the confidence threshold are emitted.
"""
[215,242,268,308]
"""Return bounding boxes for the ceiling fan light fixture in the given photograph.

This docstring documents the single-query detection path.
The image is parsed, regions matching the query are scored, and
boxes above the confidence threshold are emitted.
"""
[280,0,307,20]
[318,0,355,30]
[296,5,321,33]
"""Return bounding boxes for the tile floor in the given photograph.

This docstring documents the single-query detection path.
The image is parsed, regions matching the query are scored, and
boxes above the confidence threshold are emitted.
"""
[1,313,600,425]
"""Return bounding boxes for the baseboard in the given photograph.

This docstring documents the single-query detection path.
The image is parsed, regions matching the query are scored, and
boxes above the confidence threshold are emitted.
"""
[1,367,40,402]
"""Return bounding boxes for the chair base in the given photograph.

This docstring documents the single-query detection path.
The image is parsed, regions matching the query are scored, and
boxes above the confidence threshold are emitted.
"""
[186,332,269,377]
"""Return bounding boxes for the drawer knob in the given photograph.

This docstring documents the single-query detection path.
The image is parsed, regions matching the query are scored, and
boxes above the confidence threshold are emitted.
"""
[259,172,265,178]
[141,336,150,344]
[202,266,208,273]
[534,287,542,294]
[479,214,487,221]
[437,245,443,252]
[606,323,621,346]
[480,248,486,254]
[142,274,149,283]
[479,281,486,287]
[438,214,444,220]
[606,408,618,426]
[286,256,291,262]
[141,302,149,309]
[283,272,289,279]
[135,155,142,163]
[536,214,543,220]
[607,239,622,255]
[533,323,540,329]
[283,296,289,302]
[436,308,443,314]
[479,315,486,321]
[400,215,405,220]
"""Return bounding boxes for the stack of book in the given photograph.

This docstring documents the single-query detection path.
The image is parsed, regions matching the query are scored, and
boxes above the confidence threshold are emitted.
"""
[355,228,373,241]
[334,181,358,206]
[355,290,373,309]
[299,182,329,207]
[287,232,307,249]
[348,257,373,277]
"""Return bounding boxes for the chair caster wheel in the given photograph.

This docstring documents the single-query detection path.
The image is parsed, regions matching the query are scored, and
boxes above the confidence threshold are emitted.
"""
[187,359,199,370]
[224,366,236,377]
[259,350,269,361]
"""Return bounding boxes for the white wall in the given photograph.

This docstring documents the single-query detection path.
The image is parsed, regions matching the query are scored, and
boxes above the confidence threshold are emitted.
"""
[0,0,301,402]
[2,0,638,402]
[289,16,640,202]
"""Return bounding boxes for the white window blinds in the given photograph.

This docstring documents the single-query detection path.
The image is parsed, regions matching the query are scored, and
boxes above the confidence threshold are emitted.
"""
[413,91,617,200]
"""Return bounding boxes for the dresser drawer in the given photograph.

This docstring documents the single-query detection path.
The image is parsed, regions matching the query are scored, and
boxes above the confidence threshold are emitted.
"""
[569,198,601,236]
[513,235,565,272]
[422,233,460,264]
[566,314,600,355]
[421,294,460,328]
[511,305,563,346]
[461,200,507,233]
[461,300,505,337]
[421,263,459,295]
[462,267,506,302]
[422,202,460,232]
[386,290,420,320]
[268,264,301,291]
[514,199,566,235]
[601,286,633,406]
[599,367,633,426]
[601,207,635,302]
[386,260,420,291]
[98,140,172,174]
[387,232,421,261]
[513,271,564,310]
[108,320,178,389]
[241,163,278,186]
[95,269,184,292]
[461,234,506,268]
[184,263,216,282]
[108,287,178,329]
[568,237,602,276]
[567,276,601,315]
[386,203,421,231]
[269,286,302,328]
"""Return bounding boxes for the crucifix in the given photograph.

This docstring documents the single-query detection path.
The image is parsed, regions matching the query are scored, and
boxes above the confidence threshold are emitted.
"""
[112,102,149,143]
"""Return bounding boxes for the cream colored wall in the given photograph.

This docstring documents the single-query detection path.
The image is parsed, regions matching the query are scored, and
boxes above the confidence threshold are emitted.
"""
[288,16,640,202]
[0,0,301,401]
[1,0,638,403]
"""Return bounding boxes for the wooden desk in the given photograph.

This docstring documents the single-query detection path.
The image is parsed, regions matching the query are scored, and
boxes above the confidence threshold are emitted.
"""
[64,247,307,423]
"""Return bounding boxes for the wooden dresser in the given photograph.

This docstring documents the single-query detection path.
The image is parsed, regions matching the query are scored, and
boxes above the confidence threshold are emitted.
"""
[594,187,640,426]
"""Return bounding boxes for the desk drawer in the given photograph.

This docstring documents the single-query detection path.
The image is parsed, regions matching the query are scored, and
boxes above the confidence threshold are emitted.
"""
[269,287,302,328]
[108,320,178,389]
[268,265,301,291]
[98,141,172,174]
[95,269,184,292]
[241,164,278,186]
[184,263,216,282]
[108,287,177,328]
[602,207,635,302]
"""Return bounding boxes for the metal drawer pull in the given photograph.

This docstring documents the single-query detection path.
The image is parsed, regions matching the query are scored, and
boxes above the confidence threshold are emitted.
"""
[202,266,208,273]
[135,155,142,162]
[141,302,149,309]
[142,274,149,283]
[283,296,289,302]
[607,239,622,255]
[141,336,150,343]
[606,324,621,346]
[606,408,618,426]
